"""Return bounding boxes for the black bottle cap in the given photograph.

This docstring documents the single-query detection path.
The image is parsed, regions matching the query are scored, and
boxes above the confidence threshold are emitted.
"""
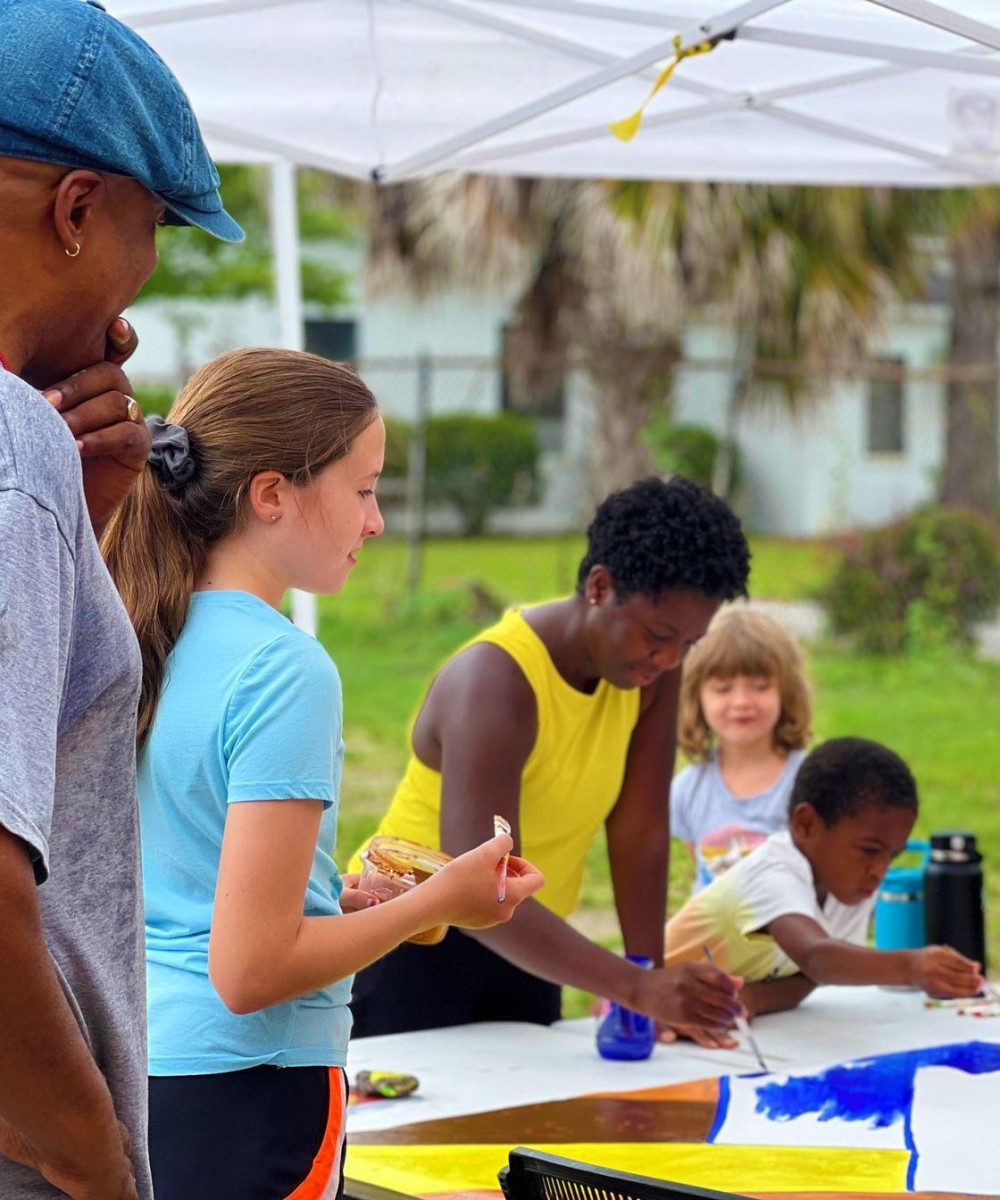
[930,831,980,862]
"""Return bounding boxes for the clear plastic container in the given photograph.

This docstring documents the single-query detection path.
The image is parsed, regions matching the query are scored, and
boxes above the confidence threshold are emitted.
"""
[359,836,453,946]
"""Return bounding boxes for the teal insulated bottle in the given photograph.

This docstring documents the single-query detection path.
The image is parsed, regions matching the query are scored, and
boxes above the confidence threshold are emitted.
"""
[874,840,929,951]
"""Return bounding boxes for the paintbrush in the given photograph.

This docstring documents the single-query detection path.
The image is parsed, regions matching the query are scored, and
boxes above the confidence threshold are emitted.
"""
[493,814,511,903]
[702,945,770,1073]
[981,979,1000,1007]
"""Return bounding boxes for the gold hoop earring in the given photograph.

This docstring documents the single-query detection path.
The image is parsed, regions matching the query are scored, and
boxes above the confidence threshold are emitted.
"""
[65,243,81,258]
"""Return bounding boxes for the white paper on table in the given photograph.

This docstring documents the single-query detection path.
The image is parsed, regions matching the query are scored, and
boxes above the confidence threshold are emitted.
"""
[911,1065,1000,1193]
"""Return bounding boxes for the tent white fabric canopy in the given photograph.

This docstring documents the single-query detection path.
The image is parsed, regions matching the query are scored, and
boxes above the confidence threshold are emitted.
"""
[115,0,1000,187]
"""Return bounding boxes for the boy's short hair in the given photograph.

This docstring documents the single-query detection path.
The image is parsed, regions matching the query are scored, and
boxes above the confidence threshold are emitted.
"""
[576,476,750,603]
[789,737,918,826]
[679,609,812,761]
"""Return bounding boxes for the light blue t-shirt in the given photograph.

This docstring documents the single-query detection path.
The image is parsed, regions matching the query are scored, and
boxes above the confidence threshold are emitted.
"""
[670,749,806,894]
[140,590,350,1075]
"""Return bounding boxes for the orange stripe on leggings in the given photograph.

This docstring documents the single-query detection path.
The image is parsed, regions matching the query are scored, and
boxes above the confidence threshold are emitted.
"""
[285,1067,346,1200]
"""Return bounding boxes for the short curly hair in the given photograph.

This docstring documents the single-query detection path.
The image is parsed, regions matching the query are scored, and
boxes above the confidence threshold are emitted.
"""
[576,476,751,602]
[790,737,918,827]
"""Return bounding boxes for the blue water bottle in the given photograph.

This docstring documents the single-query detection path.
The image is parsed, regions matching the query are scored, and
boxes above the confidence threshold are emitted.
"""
[596,955,655,1061]
[874,839,929,950]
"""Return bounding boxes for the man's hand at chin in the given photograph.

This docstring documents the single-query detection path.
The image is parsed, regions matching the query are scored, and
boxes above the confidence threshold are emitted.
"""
[42,318,155,537]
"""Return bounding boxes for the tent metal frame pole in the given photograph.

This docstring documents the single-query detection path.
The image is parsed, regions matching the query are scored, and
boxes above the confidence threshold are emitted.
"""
[409,0,666,76]
[868,0,1000,52]
[448,51,992,183]
[269,161,318,638]
[199,120,367,179]
[739,26,1000,77]
[760,105,1000,182]
[128,0,300,28]
[469,0,701,28]
[388,0,996,184]
[379,0,790,181]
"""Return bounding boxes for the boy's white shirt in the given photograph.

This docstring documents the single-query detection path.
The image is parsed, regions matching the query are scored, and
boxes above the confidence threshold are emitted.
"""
[665,831,874,982]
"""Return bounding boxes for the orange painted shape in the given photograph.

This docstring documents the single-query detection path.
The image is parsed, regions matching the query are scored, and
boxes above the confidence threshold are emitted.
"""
[587,1076,721,1103]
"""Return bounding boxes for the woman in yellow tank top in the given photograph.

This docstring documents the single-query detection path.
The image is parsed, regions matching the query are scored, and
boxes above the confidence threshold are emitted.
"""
[351,477,751,1042]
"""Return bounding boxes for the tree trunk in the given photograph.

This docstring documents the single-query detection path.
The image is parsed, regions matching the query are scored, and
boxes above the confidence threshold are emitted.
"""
[582,338,678,499]
[941,215,1000,512]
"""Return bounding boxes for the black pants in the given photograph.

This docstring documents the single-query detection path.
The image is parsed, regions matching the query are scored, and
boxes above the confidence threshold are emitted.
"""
[350,928,562,1037]
[148,1065,346,1200]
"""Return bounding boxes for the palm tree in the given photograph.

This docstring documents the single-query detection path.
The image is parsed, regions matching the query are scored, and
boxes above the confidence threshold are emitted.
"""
[367,176,998,513]
[612,183,952,498]
[368,175,685,496]
[939,194,1000,512]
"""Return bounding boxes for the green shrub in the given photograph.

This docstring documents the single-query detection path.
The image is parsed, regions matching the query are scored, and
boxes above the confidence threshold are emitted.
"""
[642,417,739,490]
[381,415,412,479]
[375,413,539,535]
[134,384,177,417]
[426,414,539,536]
[821,506,1000,654]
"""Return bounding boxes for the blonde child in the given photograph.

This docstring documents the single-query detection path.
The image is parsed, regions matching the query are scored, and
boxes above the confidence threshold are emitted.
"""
[666,737,982,1021]
[102,348,543,1200]
[671,609,812,893]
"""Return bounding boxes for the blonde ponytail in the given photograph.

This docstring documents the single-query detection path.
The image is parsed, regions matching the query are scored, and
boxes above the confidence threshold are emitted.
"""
[103,470,205,746]
[102,347,379,746]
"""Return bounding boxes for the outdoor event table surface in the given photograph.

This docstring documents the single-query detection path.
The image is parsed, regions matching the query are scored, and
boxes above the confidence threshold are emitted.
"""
[344,986,1000,1200]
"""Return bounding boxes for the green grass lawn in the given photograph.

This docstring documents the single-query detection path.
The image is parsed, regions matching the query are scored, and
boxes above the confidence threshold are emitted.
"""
[323,534,1000,1017]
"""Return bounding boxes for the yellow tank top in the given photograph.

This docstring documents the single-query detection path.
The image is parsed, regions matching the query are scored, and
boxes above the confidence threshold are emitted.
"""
[350,607,641,919]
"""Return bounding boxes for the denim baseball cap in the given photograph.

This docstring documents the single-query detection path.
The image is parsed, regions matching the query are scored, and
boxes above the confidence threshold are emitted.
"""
[0,0,243,242]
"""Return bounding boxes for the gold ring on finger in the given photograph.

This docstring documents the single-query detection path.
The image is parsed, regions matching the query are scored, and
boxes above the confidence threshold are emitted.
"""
[126,396,140,422]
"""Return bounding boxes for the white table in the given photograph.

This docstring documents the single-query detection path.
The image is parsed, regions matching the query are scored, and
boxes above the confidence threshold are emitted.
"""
[345,988,1000,1199]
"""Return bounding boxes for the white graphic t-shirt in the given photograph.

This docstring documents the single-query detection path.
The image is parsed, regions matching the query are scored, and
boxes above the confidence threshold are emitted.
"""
[670,750,806,892]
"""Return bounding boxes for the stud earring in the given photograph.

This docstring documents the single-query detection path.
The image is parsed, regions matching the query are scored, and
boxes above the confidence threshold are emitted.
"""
[588,597,597,606]
[65,243,81,258]
[270,514,280,522]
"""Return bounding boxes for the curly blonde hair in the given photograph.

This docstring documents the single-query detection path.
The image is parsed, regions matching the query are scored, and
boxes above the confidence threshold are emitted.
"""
[678,609,812,762]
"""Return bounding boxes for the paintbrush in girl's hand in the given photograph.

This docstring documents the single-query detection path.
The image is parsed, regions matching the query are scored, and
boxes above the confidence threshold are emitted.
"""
[494,814,511,902]
[702,945,770,1073]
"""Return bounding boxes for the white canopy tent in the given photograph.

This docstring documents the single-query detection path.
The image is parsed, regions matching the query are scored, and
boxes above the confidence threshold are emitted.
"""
[114,0,1000,187]
[112,0,1000,632]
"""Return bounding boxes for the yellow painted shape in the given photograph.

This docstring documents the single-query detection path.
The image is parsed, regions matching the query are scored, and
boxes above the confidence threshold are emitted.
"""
[345,1142,910,1195]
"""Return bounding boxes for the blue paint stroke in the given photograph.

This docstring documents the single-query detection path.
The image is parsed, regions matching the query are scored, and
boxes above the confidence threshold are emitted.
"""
[753,1040,1000,1131]
[706,1075,731,1144]
[703,1040,1000,1189]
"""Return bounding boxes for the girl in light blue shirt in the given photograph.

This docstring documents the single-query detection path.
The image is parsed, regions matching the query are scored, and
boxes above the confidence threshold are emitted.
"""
[103,347,542,1200]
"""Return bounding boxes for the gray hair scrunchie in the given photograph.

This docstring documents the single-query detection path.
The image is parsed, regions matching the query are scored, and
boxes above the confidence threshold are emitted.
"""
[146,415,197,498]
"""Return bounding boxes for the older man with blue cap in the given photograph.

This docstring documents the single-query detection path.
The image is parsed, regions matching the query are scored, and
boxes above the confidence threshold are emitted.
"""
[0,2,241,1197]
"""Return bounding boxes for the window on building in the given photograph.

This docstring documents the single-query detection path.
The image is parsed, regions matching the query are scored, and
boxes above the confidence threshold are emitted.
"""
[867,358,906,455]
[305,319,357,363]
[500,325,567,452]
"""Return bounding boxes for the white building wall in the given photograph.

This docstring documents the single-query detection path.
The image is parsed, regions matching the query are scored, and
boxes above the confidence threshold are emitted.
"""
[124,277,988,537]
[671,313,952,536]
[124,298,281,385]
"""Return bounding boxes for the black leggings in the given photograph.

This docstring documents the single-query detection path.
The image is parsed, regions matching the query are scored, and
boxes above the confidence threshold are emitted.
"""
[148,1065,346,1200]
[350,928,562,1037]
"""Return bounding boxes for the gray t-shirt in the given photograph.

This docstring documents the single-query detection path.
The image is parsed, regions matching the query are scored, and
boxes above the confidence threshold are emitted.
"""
[670,749,807,894]
[0,372,150,1198]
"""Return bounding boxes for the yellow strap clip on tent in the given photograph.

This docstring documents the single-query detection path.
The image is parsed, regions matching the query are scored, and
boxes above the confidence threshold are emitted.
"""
[610,33,720,143]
